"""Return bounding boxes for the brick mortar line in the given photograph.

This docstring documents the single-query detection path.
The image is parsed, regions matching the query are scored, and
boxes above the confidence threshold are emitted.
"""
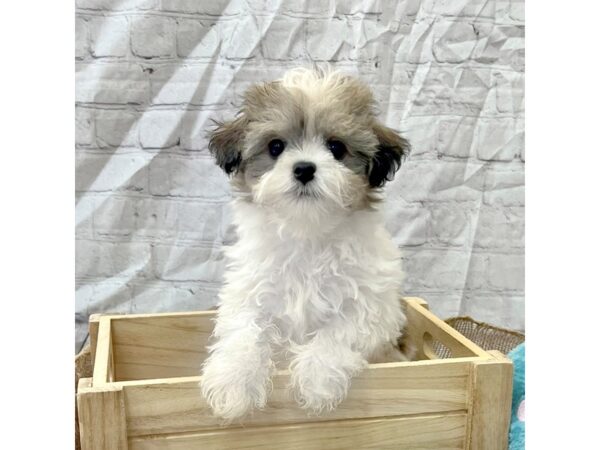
[75,59,525,73]
[75,9,525,25]
[75,103,525,119]
[75,235,524,253]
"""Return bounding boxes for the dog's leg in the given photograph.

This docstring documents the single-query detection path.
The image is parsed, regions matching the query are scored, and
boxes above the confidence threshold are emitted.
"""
[288,320,368,413]
[200,309,274,421]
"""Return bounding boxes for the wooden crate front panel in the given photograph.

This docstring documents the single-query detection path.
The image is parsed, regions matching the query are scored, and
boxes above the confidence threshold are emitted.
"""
[128,413,468,450]
[110,313,215,381]
[122,358,473,437]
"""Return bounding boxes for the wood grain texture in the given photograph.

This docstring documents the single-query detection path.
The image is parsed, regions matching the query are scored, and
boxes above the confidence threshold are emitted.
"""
[77,385,128,450]
[404,298,488,359]
[128,413,468,450]
[467,350,513,450]
[121,358,473,437]
[92,317,112,387]
[88,314,101,367]
[110,312,215,381]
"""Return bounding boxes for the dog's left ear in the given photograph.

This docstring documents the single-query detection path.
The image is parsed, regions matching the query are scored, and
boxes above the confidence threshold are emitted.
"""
[208,115,249,175]
[368,122,410,188]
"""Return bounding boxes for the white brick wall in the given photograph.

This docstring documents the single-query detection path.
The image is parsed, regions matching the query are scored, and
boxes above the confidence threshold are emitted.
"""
[75,0,525,351]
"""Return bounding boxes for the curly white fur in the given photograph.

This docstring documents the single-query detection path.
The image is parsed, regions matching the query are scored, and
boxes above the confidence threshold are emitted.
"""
[200,68,408,421]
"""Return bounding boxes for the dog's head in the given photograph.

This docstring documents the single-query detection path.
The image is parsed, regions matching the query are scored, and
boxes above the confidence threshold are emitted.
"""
[208,68,409,236]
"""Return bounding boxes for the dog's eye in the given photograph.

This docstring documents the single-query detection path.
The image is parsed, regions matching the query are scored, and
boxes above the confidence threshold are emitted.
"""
[327,139,347,160]
[268,139,285,158]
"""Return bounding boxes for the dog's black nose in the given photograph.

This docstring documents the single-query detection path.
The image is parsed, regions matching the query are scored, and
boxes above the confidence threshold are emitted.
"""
[293,161,316,184]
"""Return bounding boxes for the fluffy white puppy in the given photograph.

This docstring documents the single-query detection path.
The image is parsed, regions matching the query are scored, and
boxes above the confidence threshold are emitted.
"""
[201,68,411,421]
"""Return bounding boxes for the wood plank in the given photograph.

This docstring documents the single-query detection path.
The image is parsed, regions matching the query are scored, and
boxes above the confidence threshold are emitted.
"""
[77,385,128,450]
[111,314,215,381]
[122,358,473,437]
[404,298,488,359]
[467,351,513,450]
[92,317,112,387]
[129,413,467,450]
[88,314,101,368]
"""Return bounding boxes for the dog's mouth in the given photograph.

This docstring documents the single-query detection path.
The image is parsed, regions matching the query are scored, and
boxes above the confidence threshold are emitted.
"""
[294,187,318,199]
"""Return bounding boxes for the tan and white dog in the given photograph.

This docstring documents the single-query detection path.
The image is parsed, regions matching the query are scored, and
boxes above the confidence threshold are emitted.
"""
[201,68,411,421]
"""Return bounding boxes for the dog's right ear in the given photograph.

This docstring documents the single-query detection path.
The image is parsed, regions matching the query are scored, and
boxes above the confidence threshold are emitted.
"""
[208,115,249,175]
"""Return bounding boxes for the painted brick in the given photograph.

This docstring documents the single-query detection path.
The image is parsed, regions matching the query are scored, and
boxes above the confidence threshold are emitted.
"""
[387,67,417,108]
[225,15,262,59]
[160,0,241,15]
[335,0,383,14]
[436,117,476,158]
[131,16,176,58]
[391,0,428,18]
[488,253,524,290]
[138,110,182,148]
[473,24,525,70]
[93,196,137,236]
[388,160,485,203]
[261,17,306,60]
[429,204,471,246]
[95,109,140,147]
[396,115,437,158]
[76,153,149,193]
[152,244,226,282]
[385,202,431,246]
[90,16,129,57]
[148,155,230,198]
[76,0,158,10]
[433,20,478,64]
[463,253,488,290]
[283,0,334,15]
[179,109,220,151]
[475,117,522,161]
[76,239,151,278]
[495,72,525,113]
[483,168,525,206]
[75,282,134,322]
[75,194,95,240]
[134,198,232,242]
[149,64,235,106]
[509,0,525,22]
[307,18,353,61]
[401,249,470,291]
[76,63,149,104]
[461,293,525,331]
[393,18,435,64]
[76,107,95,147]
[409,66,494,115]
[418,293,463,320]
[245,0,284,13]
[75,16,89,59]
[176,19,218,58]
[130,283,219,313]
[473,206,524,249]
[428,0,496,18]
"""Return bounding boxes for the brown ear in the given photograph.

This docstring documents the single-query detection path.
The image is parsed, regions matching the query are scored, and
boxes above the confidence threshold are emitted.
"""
[368,122,410,187]
[208,115,249,174]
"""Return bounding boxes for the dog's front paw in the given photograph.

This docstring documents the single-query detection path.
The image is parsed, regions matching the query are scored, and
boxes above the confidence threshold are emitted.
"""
[290,353,364,413]
[200,358,269,421]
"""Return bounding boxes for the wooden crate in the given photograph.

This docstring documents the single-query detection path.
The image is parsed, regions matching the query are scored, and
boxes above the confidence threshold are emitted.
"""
[77,297,512,450]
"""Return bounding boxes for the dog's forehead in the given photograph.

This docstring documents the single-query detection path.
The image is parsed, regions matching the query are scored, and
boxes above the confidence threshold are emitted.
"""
[241,78,375,143]
[245,73,373,116]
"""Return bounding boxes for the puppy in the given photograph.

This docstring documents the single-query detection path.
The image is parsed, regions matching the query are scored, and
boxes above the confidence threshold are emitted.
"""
[201,68,410,421]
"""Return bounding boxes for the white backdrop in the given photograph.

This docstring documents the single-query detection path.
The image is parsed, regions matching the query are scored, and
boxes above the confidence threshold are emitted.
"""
[75,0,524,351]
